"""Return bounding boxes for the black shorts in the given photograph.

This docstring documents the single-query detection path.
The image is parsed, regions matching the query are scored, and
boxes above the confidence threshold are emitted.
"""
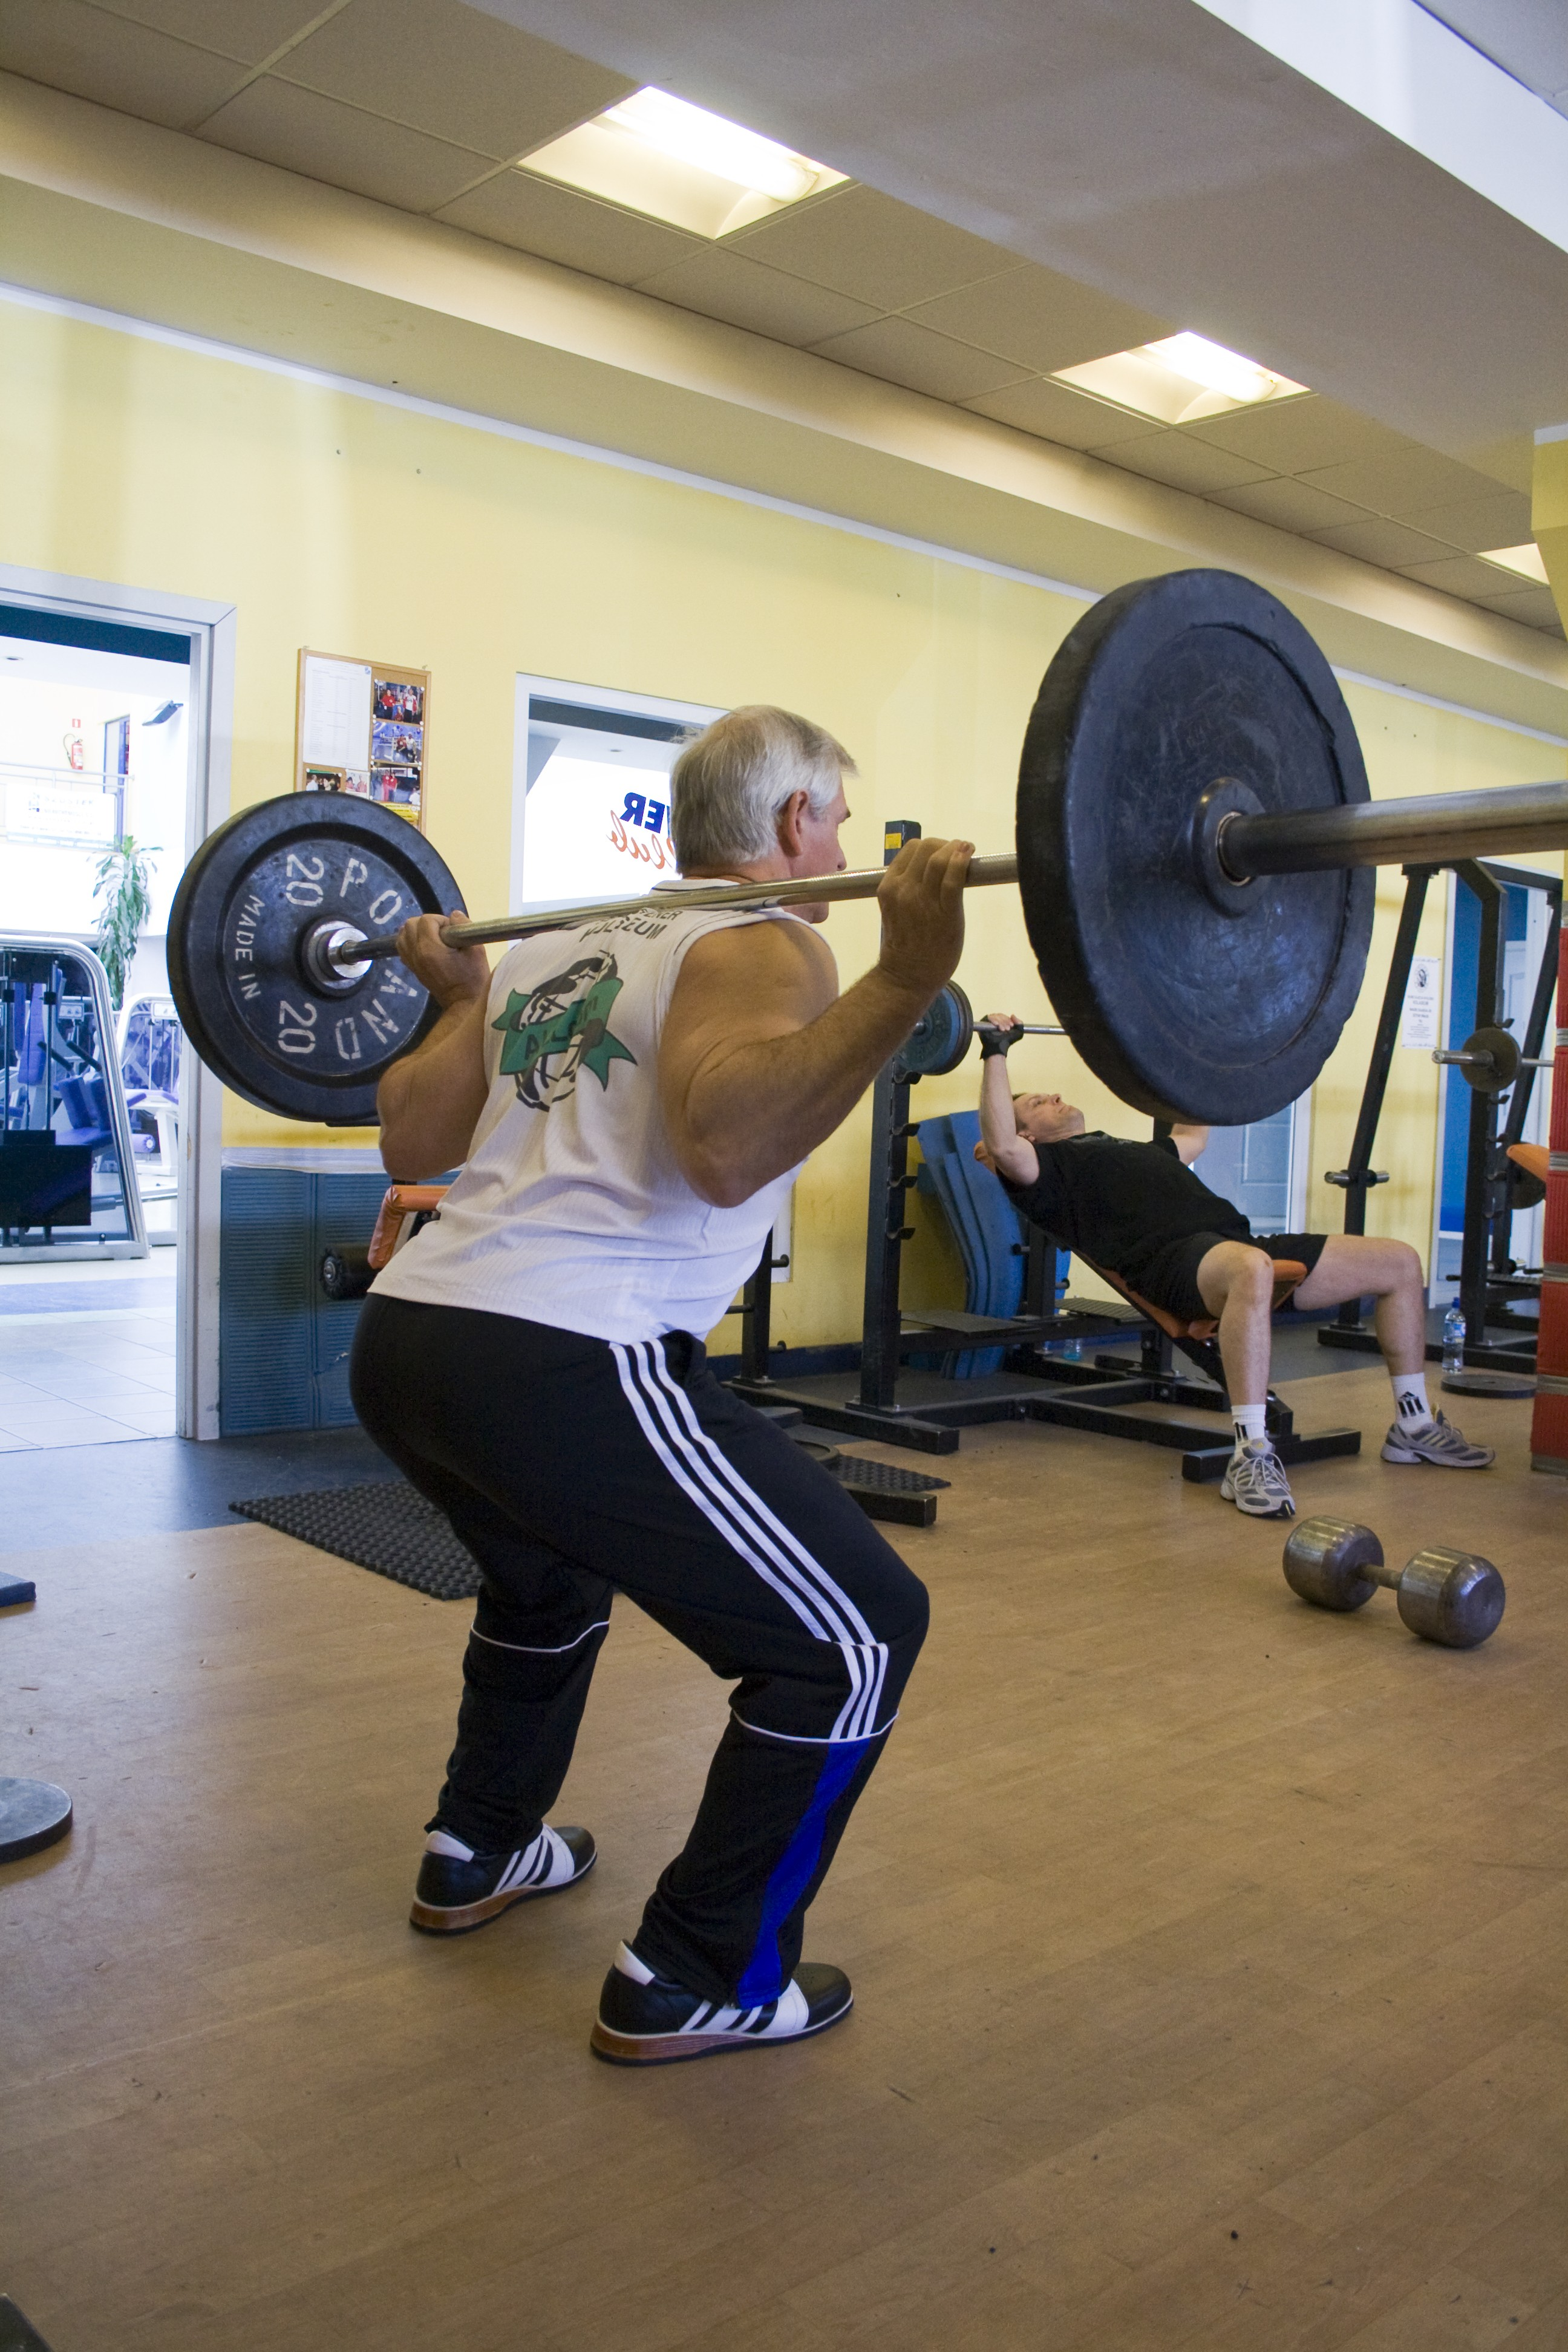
[1120,1230,1328,1322]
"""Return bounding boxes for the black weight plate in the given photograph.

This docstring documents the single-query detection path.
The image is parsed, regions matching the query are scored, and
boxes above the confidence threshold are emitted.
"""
[168,794,462,1123]
[0,1777,72,1864]
[1017,570,1374,1125]
[898,981,975,1077]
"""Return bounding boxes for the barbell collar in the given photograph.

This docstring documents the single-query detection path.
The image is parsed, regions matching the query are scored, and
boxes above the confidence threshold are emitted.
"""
[1218,779,1568,880]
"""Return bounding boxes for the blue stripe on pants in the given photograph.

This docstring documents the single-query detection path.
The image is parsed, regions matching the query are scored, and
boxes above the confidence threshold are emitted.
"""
[734,1739,870,2005]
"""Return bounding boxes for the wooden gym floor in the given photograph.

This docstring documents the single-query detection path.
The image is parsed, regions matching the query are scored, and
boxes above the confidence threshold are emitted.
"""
[4,1361,1567,2351]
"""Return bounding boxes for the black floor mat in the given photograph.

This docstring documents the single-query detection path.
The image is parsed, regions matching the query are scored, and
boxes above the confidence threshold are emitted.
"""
[231,1440,953,1599]
[230,1483,481,1599]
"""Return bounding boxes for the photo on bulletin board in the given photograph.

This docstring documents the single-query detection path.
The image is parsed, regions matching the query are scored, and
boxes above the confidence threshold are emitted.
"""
[296,650,430,829]
[374,677,424,724]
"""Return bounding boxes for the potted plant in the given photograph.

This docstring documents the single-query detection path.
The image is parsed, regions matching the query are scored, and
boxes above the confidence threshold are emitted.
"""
[93,836,158,1010]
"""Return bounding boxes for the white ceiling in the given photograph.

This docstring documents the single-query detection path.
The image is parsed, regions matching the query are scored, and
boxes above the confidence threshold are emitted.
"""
[1422,0,1568,119]
[463,0,1568,474]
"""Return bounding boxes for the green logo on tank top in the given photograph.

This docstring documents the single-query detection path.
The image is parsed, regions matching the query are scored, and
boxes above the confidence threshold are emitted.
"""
[493,953,637,1111]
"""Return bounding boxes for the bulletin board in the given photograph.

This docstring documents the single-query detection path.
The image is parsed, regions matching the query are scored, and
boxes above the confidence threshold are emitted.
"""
[294,649,430,829]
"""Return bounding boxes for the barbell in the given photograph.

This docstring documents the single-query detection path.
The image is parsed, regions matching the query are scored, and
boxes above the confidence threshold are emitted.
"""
[166,569,1568,1129]
[1431,1025,1553,1096]
[895,981,1063,1080]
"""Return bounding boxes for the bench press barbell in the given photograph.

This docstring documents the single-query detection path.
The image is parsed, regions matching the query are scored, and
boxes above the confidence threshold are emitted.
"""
[1431,1025,1553,1095]
[166,568,1568,1129]
[1283,1515,1505,1648]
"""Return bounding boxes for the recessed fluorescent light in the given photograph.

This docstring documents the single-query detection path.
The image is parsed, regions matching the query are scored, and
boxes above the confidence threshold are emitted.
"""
[1053,333,1308,426]
[1480,542,1550,584]
[520,88,848,240]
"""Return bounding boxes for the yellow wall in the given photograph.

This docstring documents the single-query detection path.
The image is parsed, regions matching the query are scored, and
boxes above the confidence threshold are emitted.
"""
[4,299,1564,1348]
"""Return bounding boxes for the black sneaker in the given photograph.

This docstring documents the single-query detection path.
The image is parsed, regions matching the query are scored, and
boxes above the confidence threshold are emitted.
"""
[590,1940,853,2066]
[409,1823,595,1934]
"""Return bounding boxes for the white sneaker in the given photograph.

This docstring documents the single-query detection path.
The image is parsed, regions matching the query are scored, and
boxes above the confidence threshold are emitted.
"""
[1220,1439,1297,1519]
[1380,1411,1494,1469]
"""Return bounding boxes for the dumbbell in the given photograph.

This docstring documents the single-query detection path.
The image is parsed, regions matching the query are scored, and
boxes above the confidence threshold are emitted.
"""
[1282,1516,1504,1648]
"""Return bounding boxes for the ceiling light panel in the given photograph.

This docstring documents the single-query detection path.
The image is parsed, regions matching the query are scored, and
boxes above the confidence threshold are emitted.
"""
[518,88,847,239]
[1053,333,1308,425]
[1480,541,1550,583]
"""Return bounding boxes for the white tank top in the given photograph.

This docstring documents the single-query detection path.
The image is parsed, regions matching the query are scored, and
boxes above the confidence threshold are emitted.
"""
[369,898,808,1344]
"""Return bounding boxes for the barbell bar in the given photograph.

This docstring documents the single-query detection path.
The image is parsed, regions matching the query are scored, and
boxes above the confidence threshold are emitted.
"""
[310,773,1568,979]
[165,567,1568,1132]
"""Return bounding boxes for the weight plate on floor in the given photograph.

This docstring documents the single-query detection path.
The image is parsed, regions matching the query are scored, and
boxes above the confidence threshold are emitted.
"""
[1016,569,1374,1124]
[898,981,975,1078]
[0,1777,73,1864]
[168,795,462,1123]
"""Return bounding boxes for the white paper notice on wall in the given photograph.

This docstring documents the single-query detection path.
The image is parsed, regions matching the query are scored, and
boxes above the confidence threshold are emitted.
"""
[300,655,371,771]
[1402,956,1440,1050]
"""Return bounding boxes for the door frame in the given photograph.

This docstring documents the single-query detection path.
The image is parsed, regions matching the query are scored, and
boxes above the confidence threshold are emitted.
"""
[0,560,236,1439]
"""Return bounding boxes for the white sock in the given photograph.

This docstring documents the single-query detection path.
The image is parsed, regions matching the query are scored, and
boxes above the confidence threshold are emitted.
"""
[1232,1403,1267,1448]
[1391,1371,1434,1431]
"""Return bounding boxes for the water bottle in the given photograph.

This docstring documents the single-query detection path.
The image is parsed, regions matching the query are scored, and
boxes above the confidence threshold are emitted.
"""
[1442,1303,1466,1376]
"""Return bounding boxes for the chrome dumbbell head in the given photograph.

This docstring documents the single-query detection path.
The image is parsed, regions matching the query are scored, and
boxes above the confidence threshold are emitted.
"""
[1282,1517,1383,1613]
[1393,1546,1506,1650]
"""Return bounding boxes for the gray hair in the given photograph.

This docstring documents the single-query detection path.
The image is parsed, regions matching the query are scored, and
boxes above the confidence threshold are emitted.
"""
[670,705,856,869]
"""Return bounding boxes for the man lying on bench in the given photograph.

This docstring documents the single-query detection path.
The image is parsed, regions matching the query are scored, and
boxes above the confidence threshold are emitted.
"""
[975,1013,1492,1518]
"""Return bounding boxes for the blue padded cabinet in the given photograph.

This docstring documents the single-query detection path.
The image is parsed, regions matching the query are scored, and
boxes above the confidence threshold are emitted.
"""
[220,1166,390,1434]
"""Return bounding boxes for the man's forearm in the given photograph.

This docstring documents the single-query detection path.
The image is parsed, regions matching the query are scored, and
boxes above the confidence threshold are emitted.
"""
[978,1053,1020,1158]
[678,965,933,1206]
[375,993,488,1177]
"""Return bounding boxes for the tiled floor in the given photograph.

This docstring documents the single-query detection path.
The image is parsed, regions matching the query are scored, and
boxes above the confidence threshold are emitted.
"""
[0,1261,177,1448]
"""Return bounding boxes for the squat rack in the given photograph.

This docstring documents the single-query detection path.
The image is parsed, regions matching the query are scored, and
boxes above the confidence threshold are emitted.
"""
[1318,857,1561,1377]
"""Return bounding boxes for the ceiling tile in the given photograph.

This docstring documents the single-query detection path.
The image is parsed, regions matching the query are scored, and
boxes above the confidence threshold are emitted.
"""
[903,265,1169,376]
[1308,517,1471,570]
[273,0,632,162]
[1182,395,1412,474]
[1100,433,1274,496]
[727,186,1015,313]
[197,76,491,210]
[633,250,880,348]
[1397,489,1534,555]
[1296,448,1506,519]
[808,318,1032,405]
[962,376,1157,451]
[435,172,699,281]
[1207,477,1374,534]
[90,0,330,66]
[1396,554,1544,602]
[0,0,250,129]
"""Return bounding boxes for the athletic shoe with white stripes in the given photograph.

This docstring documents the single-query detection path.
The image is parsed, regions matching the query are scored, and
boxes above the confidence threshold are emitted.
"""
[1220,1438,1297,1519]
[590,1940,854,2066]
[1380,1411,1495,1469]
[409,1823,595,1935]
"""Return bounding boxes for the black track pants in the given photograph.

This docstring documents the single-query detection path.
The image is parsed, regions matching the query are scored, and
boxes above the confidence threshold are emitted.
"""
[350,1297,929,2004]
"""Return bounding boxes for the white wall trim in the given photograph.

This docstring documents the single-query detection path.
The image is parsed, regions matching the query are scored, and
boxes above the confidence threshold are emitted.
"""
[7,276,1564,754]
[1331,666,1568,748]
[0,558,235,1438]
[221,1147,387,1171]
[0,278,1097,608]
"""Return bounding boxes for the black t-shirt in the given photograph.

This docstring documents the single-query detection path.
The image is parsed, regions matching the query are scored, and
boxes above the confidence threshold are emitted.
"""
[1002,1132,1251,1289]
